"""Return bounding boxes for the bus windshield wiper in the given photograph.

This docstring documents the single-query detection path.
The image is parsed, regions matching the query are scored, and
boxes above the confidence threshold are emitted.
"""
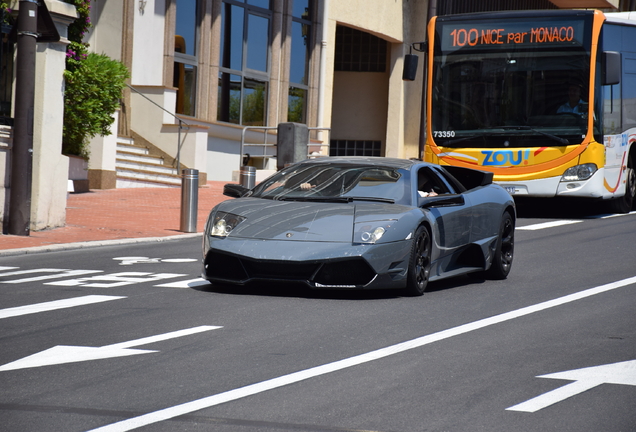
[441,134,487,147]
[496,126,569,145]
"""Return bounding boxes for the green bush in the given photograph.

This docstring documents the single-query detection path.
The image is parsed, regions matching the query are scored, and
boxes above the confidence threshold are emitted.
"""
[62,53,129,158]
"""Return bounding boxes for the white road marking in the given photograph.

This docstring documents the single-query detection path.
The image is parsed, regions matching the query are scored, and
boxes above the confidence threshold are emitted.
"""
[161,259,198,263]
[0,266,19,271]
[0,326,222,371]
[517,211,636,231]
[0,295,125,319]
[45,272,185,288]
[88,275,636,432]
[517,220,582,230]
[0,268,102,284]
[154,278,209,289]
[507,359,636,412]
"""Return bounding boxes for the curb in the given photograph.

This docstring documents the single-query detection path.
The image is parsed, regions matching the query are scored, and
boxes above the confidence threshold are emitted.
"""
[0,233,203,257]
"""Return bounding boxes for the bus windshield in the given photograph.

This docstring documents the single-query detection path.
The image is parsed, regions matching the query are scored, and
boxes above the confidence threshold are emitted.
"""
[431,14,598,148]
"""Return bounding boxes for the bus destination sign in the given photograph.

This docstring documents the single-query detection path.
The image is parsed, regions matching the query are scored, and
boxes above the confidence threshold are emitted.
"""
[439,20,586,52]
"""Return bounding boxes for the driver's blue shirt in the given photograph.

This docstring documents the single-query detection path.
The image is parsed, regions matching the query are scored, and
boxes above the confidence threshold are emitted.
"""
[557,99,586,115]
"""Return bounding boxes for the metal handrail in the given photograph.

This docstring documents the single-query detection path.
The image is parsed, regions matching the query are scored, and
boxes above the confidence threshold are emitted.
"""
[125,83,190,171]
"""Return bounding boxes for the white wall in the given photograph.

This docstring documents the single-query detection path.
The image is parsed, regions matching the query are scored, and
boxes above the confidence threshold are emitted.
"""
[132,0,166,85]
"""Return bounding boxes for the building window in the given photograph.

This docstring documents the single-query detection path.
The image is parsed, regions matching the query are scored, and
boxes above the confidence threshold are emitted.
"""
[334,26,387,73]
[330,140,381,156]
[174,0,199,116]
[218,0,272,126]
[288,0,311,123]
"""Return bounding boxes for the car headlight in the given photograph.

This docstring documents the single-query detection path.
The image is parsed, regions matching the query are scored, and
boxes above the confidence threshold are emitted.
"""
[353,221,393,244]
[561,163,597,181]
[209,212,246,237]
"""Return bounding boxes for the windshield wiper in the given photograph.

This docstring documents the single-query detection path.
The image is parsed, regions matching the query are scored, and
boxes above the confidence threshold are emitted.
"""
[441,134,487,147]
[345,196,395,203]
[496,126,569,145]
[276,196,395,204]
[276,196,350,203]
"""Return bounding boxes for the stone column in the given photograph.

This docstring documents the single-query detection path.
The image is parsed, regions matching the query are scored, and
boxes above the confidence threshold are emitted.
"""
[29,1,77,230]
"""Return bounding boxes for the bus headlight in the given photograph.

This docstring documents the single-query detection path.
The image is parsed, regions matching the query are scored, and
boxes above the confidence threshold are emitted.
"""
[561,163,597,182]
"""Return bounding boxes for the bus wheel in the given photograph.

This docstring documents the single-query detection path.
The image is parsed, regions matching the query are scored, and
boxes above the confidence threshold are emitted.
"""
[609,155,635,214]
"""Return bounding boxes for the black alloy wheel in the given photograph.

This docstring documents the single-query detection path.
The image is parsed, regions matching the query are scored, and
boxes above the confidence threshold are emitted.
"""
[405,225,432,296]
[486,211,514,280]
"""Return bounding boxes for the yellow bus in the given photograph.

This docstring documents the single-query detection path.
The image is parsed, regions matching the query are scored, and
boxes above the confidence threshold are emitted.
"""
[411,10,636,213]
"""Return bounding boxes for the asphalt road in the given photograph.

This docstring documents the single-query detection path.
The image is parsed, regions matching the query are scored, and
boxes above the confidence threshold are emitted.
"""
[1,204,635,432]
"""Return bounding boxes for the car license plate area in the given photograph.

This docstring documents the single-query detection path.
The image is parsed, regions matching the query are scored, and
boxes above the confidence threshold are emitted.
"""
[501,185,527,195]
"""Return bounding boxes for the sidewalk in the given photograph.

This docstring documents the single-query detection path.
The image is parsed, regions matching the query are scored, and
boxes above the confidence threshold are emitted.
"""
[0,182,231,256]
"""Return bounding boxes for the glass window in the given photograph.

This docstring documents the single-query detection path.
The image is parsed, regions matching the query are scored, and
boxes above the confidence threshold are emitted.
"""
[218,0,272,125]
[174,0,199,116]
[290,21,308,85]
[218,72,241,124]
[246,14,269,71]
[329,140,381,156]
[335,26,387,73]
[220,3,244,70]
[292,0,309,19]
[247,0,270,9]
[175,0,197,56]
[288,1,311,123]
[288,87,306,123]
[243,78,267,125]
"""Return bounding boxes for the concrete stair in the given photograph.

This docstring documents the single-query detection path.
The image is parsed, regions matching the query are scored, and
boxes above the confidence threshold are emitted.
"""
[116,138,181,188]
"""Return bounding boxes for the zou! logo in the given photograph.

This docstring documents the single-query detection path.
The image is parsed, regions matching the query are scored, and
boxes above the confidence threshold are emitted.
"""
[481,149,531,166]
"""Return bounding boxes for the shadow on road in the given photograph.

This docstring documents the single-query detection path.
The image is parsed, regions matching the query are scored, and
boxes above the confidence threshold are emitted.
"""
[514,196,615,219]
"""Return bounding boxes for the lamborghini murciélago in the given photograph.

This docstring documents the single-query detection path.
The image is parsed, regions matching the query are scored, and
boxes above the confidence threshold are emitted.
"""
[202,157,515,296]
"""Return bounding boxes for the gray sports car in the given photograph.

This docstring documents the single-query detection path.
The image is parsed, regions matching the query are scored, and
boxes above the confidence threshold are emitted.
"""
[202,157,515,296]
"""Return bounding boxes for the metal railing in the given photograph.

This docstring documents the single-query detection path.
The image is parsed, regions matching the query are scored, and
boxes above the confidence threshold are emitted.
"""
[126,83,190,171]
[126,84,196,232]
[239,126,331,171]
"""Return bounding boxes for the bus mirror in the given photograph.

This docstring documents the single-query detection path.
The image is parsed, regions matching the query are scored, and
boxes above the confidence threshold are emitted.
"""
[403,54,419,81]
[603,51,621,86]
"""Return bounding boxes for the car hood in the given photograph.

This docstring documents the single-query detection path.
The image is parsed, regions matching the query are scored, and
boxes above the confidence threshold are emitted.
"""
[216,198,408,242]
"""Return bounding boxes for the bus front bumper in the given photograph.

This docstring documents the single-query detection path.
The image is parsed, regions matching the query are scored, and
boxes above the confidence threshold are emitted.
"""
[497,168,609,199]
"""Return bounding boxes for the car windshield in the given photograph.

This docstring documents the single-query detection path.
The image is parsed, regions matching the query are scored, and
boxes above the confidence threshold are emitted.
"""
[251,163,409,204]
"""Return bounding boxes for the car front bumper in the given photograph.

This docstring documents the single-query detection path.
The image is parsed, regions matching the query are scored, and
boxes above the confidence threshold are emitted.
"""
[202,237,412,290]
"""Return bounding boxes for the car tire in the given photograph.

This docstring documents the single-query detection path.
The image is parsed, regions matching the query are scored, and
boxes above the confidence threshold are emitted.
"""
[609,154,635,214]
[486,211,514,280]
[405,225,432,296]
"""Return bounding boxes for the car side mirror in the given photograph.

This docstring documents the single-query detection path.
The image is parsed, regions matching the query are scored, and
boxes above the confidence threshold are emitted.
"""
[420,194,465,208]
[224,183,249,198]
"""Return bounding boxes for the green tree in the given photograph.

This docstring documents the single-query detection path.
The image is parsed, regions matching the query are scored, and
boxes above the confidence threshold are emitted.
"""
[62,0,129,158]
[62,53,129,157]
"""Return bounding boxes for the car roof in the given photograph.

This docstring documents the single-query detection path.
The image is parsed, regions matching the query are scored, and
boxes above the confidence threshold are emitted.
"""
[297,156,424,170]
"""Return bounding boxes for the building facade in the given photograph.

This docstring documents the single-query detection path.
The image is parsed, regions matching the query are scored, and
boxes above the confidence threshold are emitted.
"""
[0,0,626,232]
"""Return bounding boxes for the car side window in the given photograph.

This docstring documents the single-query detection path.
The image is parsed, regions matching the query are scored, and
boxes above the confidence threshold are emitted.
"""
[431,167,464,194]
[417,167,451,197]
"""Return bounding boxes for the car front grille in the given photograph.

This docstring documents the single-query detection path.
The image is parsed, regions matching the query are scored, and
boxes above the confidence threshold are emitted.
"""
[204,251,376,287]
